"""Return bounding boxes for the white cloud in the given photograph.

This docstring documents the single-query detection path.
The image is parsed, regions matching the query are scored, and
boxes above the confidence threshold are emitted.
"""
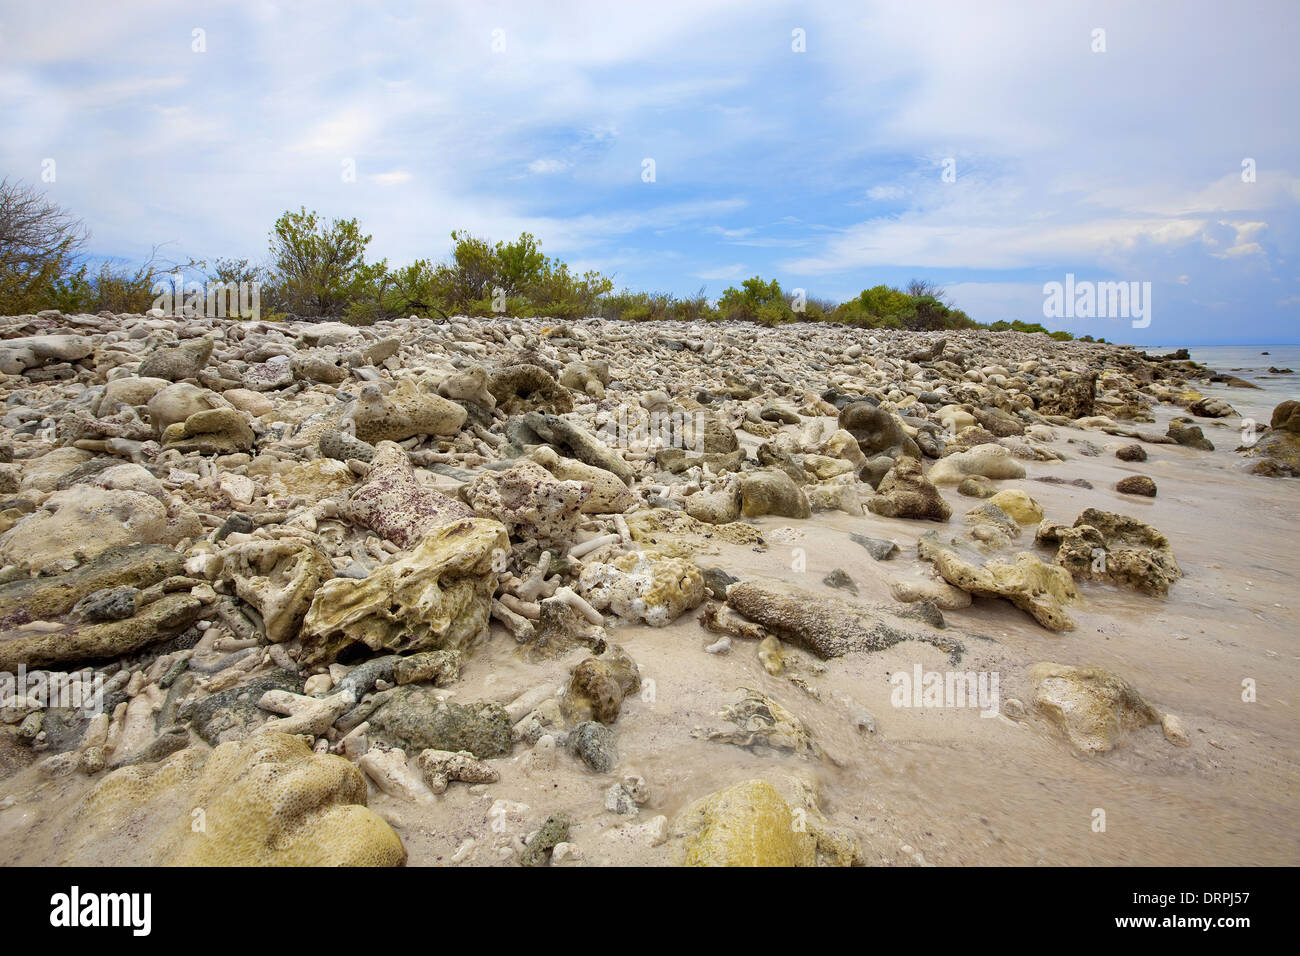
[527,158,570,175]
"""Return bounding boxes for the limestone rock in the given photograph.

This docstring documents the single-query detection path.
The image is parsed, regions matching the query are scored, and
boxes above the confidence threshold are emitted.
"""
[1036,508,1180,596]
[350,379,467,443]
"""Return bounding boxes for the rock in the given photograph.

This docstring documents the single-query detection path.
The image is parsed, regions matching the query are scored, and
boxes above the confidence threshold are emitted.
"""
[347,441,473,547]
[1167,418,1214,451]
[489,364,574,415]
[849,533,898,560]
[222,387,274,417]
[1033,371,1096,418]
[242,359,294,391]
[300,517,509,667]
[368,688,512,758]
[739,469,811,519]
[822,568,857,595]
[1241,400,1300,477]
[888,576,972,609]
[725,577,964,660]
[578,551,706,626]
[0,592,201,671]
[319,426,376,463]
[964,501,1021,548]
[0,544,183,624]
[211,539,333,642]
[1029,662,1184,754]
[1188,397,1235,418]
[137,334,214,381]
[684,480,743,524]
[146,382,224,434]
[70,586,139,622]
[418,748,500,794]
[866,456,951,521]
[1036,508,1181,596]
[918,531,1078,631]
[927,445,1026,484]
[1115,475,1157,497]
[350,379,467,443]
[677,779,832,867]
[528,445,635,514]
[561,645,641,724]
[160,408,255,455]
[838,402,920,459]
[567,720,617,772]
[60,732,404,865]
[523,412,635,485]
[96,375,170,416]
[438,364,496,408]
[521,812,572,867]
[700,687,823,758]
[957,475,996,498]
[0,487,200,573]
[987,489,1044,524]
[463,459,591,547]
[292,353,348,384]
[1115,443,1147,462]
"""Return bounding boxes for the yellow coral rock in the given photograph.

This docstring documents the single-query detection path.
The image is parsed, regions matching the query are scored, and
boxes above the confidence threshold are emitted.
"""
[62,732,405,866]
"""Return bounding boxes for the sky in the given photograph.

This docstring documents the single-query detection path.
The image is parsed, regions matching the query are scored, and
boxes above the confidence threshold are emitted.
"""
[2,0,1298,345]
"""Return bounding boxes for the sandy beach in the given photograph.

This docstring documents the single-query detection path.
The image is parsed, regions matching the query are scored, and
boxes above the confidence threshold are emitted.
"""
[0,313,1295,867]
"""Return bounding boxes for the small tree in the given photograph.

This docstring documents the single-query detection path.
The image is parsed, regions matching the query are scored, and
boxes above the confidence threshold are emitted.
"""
[0,178,88,314]
[268,207,378,318]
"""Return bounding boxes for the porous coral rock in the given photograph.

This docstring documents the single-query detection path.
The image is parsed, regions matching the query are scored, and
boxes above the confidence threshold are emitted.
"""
[462,459,590,547]
[1036,508,1181,596]
[300,517,508,666]
[211,539,333,643]
[350,378,467,443]
[346,440,472,547]
[917,531,1078,631]
[577,551,705,626]
[1029,662,1187,754]
[60,732,405,865]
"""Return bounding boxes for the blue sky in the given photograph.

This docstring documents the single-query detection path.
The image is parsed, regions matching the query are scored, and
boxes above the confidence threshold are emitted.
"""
[2,0,1298,344]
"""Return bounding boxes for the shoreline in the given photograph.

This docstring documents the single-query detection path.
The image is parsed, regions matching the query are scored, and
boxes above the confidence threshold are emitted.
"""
[0,314,1295,867]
